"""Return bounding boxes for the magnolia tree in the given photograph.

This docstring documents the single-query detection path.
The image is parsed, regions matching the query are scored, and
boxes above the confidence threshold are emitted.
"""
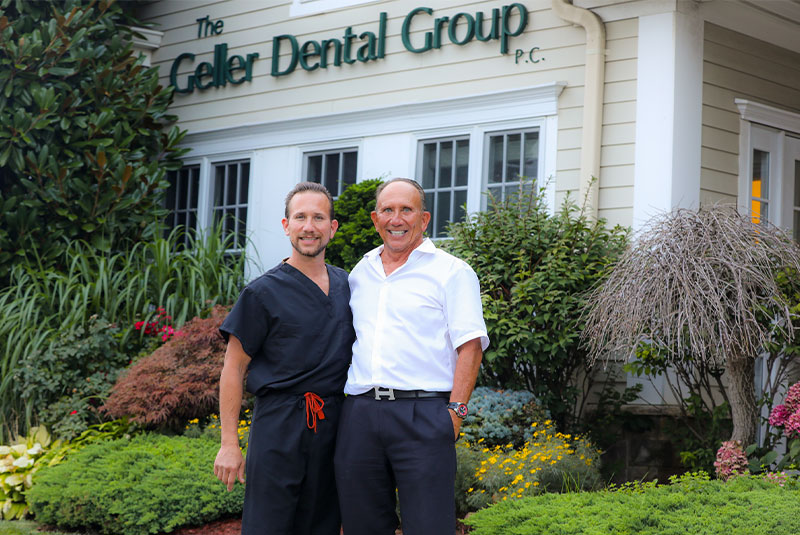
[582,205,800,445]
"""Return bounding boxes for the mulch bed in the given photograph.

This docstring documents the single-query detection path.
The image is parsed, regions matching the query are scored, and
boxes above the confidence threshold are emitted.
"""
[171,518,472,534]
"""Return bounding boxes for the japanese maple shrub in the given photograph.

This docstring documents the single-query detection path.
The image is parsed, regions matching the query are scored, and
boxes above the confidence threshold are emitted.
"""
[102,306,230,431]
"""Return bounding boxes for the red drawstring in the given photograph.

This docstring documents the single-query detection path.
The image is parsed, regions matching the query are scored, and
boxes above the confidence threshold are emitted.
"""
[304,392,325,433]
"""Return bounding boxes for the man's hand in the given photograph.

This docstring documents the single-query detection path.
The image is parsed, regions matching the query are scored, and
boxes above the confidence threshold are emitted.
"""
[450,410,462,441]
[214,444,245,491]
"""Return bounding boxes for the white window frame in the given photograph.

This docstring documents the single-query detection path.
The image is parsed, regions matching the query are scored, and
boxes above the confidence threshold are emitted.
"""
[482,127,541,208]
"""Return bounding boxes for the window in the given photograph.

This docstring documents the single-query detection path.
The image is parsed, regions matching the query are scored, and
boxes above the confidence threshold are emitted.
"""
[304,149,357,198]
[485,129,538,205]
[165,165,200,248]
[737,100,800,241]
[213,159,250,251]
[417,137,469,238]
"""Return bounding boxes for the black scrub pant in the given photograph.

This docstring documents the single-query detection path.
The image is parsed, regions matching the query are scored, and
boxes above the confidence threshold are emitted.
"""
[334,395,457,535]
[242,392,343,535]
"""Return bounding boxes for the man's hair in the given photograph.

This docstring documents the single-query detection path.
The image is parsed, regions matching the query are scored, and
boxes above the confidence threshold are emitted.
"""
[374,178,426,211]
[284,181,335,220]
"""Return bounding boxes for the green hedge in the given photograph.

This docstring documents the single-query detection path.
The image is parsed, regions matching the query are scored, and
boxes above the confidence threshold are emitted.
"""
[27,434,243,535]
[465,472,800,535]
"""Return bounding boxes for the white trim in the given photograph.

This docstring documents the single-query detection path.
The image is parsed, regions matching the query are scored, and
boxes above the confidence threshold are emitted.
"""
[290,0,379,18]
[181,83,567,158]
[632,11,702,233]
[735,99,800,136]
[130,27,164,51]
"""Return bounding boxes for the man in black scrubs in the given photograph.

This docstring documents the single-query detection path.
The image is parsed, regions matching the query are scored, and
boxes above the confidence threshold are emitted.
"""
[214,182,354,535]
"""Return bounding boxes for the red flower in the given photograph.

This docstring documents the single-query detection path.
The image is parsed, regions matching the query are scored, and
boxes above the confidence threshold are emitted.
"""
[70,410,78,415]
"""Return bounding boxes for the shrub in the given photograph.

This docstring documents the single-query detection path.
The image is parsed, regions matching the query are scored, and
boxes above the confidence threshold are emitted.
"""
[27,434,244,535]
[101,306,230,430]
[445,184,628,430]
[325,178,384,271]
[455,419,602,517]
[0,0,186,283]
[465,471,800,535]
[460,387,547,448]
[14,316,128,441]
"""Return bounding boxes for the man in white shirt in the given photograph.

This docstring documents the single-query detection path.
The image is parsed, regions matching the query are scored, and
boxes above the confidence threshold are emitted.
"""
[334,178,489,535]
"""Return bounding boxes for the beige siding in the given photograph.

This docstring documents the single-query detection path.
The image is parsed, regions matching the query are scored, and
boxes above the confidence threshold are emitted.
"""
[701,22,800,204]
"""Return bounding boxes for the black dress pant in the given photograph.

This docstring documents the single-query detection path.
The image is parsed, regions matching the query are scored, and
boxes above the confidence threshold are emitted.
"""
[242,392,343,535]
[334,395,457,535]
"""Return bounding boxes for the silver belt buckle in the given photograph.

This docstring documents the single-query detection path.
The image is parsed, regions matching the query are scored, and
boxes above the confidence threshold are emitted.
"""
[374,387,395,400]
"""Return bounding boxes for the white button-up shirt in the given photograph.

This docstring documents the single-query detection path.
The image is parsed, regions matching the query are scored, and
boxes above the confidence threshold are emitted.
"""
[344,238,489,395]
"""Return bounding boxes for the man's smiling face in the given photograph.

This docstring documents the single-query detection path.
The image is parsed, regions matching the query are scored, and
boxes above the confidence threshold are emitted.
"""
[282,191,337,258]
[371,181,430,257]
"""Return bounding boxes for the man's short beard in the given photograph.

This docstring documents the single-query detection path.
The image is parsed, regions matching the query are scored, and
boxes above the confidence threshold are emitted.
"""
[292,240,327,258]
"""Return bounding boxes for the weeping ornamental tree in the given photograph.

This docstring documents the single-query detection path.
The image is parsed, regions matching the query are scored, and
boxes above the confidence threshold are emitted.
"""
[583,205,800,445]
[0,0,186,283]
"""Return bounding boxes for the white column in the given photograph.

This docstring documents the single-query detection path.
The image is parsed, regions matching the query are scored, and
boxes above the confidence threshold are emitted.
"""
[632,9,703,232]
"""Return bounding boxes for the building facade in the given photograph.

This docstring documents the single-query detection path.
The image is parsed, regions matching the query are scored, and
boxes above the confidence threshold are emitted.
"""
[136,0,800,273]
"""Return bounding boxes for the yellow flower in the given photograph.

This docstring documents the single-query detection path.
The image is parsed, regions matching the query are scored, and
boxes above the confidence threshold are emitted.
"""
[468,487,474,493]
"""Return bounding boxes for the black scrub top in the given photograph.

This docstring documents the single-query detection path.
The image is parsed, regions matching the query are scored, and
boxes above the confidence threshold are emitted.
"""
[219,262,355,397]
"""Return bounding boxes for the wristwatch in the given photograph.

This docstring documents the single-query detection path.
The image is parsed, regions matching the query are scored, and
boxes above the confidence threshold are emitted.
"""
[447,402,468,418]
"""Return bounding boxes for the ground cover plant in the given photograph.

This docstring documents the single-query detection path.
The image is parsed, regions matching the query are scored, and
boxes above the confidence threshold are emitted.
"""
[445,183,628,431]
[465,471,800,535]
[27,434,244,535]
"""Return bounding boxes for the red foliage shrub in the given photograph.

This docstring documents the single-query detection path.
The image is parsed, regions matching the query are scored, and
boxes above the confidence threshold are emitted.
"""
[102,305,231,430]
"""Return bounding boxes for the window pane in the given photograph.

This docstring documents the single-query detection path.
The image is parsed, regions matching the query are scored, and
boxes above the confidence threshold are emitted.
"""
[506,134,521,183]
[505,184,519,201]
[422,143,436,189]
[214,165,225,206]
[425,191,434,215]
[523,132,539,179]
[794,159,800,208]
[324,153,340,194]
[226,165,237,205]
[176,170,187,210]
[486,184,502,203]
[454,189,467,225]
[455,139,469,186]
[488,135,504,184]
[436,191,451,237]
[439,141,453,188]
[238,207,247,248]
[343,151,357,187]
[307,155,323,182]
[189,169,199,210]
[794,210,800,242]
[752,149,769,199]
[165,172,177,212]
[239,163,249,204]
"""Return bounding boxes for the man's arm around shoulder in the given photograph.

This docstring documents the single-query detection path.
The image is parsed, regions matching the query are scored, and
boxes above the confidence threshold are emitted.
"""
[213,335,251,491]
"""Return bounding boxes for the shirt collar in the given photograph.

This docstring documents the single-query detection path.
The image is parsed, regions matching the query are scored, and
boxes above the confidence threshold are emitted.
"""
[364,237,436,261]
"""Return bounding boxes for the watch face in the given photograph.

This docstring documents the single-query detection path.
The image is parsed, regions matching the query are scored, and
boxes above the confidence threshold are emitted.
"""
[455,404,468,418]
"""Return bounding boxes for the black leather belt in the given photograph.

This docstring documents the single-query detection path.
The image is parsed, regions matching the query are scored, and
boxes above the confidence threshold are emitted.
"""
[355,387,451,400]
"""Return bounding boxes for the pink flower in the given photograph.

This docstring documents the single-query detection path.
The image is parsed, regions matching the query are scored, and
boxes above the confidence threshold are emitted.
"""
[70,410,78,415]
[785,382,800,412]
[134,321,145,330]
[769,404,792,427]
[784,411,800,438]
